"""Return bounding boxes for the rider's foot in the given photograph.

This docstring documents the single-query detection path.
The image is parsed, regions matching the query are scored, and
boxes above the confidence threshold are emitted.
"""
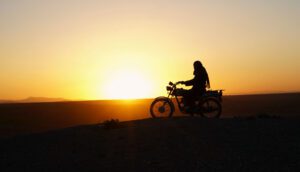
[193,106,201,113]
[185,106,196,113]
[184,106,191,112]
[185,106,200,114]
[185,107,198,117]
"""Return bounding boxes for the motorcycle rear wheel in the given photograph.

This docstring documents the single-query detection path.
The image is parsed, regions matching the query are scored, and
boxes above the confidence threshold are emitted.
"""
[198,98,222,118]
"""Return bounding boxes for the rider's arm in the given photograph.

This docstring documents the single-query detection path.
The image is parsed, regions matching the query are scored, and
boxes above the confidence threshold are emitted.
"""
[184,78,194,86]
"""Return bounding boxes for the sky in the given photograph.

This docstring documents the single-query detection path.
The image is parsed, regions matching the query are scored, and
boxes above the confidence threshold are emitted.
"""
[0,0,299,100]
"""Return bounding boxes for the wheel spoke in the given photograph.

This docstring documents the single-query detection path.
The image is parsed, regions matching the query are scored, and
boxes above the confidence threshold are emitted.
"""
[150,99,173,118]
[199,98,222,118]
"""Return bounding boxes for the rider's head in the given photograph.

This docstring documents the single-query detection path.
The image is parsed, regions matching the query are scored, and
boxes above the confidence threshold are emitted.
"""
[193,60,202,71]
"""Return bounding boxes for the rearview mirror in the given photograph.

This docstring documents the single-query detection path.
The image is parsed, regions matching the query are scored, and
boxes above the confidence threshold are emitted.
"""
[169,81,174,86]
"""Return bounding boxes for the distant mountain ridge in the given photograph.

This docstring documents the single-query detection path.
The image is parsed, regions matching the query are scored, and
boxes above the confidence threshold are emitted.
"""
[0,97,68,104]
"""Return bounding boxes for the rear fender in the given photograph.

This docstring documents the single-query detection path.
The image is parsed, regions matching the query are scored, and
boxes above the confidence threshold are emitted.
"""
[201,97,221,104]
[203,91,222,102]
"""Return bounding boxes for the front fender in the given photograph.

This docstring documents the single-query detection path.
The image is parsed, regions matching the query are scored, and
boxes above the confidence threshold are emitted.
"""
[154,96,170,101]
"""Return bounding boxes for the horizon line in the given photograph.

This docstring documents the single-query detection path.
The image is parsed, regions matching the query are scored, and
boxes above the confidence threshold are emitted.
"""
[1,91,300,104]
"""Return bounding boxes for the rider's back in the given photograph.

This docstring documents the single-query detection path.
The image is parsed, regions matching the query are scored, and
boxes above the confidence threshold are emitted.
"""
[185,66,209,95]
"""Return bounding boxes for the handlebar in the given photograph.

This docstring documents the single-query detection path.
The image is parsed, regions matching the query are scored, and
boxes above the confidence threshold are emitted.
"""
[169,81,183,86]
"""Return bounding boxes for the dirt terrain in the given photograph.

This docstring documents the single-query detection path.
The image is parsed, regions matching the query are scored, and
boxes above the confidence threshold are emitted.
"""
[1,117,300,171]
[0,93,300,171]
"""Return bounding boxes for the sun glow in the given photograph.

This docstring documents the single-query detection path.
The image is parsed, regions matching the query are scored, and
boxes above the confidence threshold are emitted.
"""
[103,70,153,100]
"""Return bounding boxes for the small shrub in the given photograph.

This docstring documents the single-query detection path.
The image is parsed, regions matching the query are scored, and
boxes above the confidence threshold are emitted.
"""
[233,115,256,120]
[245,116,256,120]
[256,113,281,119]
[101,119,120,129]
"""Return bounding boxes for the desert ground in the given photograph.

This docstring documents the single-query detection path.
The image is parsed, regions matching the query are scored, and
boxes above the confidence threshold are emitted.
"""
[0,93,300,171]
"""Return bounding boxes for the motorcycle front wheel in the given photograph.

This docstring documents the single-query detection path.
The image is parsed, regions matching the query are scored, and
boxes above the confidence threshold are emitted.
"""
[150,98,174,118]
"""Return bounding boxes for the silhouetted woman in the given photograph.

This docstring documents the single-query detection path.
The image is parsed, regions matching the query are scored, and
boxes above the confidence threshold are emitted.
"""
[178,60,210,109]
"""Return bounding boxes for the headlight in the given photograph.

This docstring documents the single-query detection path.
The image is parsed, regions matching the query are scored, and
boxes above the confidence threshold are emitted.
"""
[166,86,172,91]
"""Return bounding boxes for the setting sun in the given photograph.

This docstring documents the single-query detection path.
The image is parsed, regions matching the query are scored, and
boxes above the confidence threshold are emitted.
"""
[103,69,153,100]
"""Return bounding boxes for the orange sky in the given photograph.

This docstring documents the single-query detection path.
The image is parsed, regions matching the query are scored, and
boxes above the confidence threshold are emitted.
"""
[0,0,299,100]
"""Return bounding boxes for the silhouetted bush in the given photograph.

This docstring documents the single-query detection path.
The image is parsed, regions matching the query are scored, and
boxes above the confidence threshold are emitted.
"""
[245,116,256,120]
[256,113,281,119]
[102,119,120,129]
[233,113,281,120]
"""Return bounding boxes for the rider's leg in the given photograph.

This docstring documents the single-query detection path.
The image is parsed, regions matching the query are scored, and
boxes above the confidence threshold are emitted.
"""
[183,90,195,111]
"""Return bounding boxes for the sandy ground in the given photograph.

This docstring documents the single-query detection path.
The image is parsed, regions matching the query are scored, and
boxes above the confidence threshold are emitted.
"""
[1,117,300,171]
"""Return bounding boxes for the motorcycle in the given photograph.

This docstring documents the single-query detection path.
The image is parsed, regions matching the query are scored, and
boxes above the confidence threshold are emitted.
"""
[150,81,223,118]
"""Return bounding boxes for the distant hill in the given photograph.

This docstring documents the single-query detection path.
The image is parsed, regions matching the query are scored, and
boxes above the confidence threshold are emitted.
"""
[0,97,68,104]
[0,100,15,104]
